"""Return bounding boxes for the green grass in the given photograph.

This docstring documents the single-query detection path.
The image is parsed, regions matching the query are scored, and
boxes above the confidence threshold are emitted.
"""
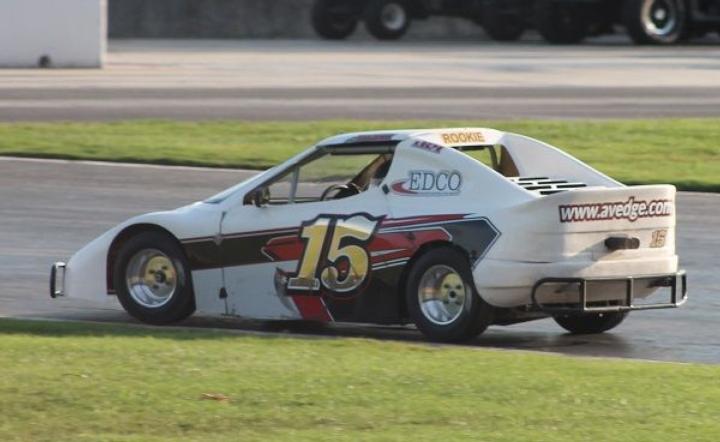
[0,119,719,191]
[0,319,719,442]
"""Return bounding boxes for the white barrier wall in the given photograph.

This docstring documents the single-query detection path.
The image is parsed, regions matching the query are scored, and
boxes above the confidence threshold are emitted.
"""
[0,0,106,68]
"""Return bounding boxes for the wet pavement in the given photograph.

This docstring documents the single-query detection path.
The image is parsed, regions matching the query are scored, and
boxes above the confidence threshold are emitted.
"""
[0,157,717,363]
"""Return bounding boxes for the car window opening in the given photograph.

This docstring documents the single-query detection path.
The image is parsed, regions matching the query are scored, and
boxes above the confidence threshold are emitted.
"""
[254,151,395,206]
[455,144,519,177]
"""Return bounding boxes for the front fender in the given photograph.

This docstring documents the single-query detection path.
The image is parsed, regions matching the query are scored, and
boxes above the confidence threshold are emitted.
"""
[63,227,122,304]
[60,203,222,303]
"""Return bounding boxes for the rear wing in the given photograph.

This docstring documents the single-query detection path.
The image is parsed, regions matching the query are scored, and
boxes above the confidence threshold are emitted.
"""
[407,129,623,194]
[498,133,622,189]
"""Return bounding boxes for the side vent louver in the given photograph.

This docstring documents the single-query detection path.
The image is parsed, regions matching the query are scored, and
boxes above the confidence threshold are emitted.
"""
[509,177,587,196]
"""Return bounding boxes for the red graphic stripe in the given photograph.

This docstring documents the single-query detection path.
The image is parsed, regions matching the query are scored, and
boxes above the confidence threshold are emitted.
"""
[262,226,453,265]
[291,295,332,322]
[262,215,461,264]
[368,229,451,265]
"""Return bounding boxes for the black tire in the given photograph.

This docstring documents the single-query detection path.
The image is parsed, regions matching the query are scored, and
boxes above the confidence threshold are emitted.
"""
[364,0,411,40]
[113,231,196,325]
[554,312,628,335]
[622,0,687,45]
[535,0,590,44]
[311,0,359,40]
[406,247,493,343]
[482,0,526,42]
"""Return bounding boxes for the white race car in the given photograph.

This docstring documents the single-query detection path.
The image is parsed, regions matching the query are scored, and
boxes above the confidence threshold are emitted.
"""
[50,128,687,342]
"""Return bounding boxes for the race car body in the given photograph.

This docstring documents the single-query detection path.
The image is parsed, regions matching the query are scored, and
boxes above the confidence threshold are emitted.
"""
[51,128,687,341]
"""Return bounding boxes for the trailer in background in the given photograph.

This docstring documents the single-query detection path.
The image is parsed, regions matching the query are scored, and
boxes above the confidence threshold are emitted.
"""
[311,0,720,45]
[311,0,531,42]
[534,0,720,44]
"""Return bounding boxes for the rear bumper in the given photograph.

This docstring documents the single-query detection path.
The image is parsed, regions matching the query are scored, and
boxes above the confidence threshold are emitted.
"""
[473,254,679,307]
[531,270,687,314]
[50,262,66,298]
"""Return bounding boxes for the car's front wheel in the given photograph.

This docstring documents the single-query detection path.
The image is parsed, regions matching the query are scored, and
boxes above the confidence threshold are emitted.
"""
[406,247,493,342]
[113,231,195,325]
[554,311,628,335]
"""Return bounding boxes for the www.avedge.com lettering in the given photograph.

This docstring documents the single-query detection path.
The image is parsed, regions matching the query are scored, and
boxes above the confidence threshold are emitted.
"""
[559,197,673,223]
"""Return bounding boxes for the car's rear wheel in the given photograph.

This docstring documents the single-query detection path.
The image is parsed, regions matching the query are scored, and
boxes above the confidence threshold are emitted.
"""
[364,0,411,40]
[406,247,493,342]
[311,0,359,40]
[482,0,526,42]
[535,0,590,44]
[554,311,628,334]
[113,231,195,325]
[623,0,687,44]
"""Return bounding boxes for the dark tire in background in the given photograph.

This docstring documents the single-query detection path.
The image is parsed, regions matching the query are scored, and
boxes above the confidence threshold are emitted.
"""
[622,0,687,44]
[554,311,629,334]
[482,0,526,41]
[406,247,494,343]
[364,0,412,40]
[113,231,196,325]
[535,0,590,44]
[311,0,359,40]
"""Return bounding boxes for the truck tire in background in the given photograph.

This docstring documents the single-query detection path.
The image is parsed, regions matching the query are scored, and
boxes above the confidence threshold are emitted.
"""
[482,0,526,41]
[535,0,590,43]
[364,0,412,40]
[311,0,359,40]
[622,0,688,44]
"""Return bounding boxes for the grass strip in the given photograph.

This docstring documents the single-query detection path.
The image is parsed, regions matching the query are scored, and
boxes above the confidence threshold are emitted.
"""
[0,119,718,191]
[0,318,718,441]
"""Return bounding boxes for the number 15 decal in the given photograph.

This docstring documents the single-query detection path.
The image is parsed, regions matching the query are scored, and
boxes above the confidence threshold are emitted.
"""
[288,213,381,294]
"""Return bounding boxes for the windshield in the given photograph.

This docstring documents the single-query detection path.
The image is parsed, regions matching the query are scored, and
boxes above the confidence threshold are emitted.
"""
[203,164,283,204]
[204,180,251,204]
[203,143,396,205]
[203,148,316,204]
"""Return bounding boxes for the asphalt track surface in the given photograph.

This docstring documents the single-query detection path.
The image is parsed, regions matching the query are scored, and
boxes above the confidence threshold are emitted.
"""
[2,40,720,121]
[1,157,718,363]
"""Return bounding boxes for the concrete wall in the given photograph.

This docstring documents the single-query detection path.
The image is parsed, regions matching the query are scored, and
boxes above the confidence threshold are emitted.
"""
[109,0,484,39]
[0,0,106,68]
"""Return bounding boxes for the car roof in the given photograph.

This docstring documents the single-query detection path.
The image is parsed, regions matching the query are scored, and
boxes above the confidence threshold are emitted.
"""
[316,128,504,149]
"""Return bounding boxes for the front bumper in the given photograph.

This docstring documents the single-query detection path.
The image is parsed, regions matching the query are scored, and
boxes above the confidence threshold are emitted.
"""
[50,262,67,298]
[531,270,687,315]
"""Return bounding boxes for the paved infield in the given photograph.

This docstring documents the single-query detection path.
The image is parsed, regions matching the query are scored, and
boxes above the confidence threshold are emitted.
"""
[1,157,717,363]
[2,40,720,121]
